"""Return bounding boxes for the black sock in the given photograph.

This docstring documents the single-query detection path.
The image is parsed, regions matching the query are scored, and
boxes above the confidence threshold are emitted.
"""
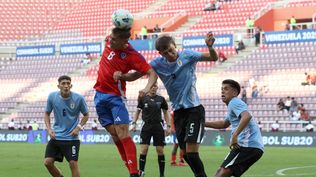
[186,152,207,177]
[158,155,165,176]
[139,154,147,173]
[183,153,195,174]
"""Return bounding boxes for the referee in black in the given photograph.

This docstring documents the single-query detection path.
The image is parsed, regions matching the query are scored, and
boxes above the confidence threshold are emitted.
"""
[131,82,171,177]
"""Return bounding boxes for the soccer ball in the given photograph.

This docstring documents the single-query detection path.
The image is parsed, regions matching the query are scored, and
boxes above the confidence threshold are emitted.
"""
[111,9,134,29]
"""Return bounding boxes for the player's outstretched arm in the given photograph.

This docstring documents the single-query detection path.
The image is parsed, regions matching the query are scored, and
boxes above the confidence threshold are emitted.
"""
[205,120,230,129]
[115,67,158,82]
[138,68,158,99]
[201,31,218,61]
[113,71,143,82]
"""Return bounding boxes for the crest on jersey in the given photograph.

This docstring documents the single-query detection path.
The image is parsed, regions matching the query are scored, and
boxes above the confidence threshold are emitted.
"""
[120,52,127,59]
[177,59,182,66]
[70,103,75,109]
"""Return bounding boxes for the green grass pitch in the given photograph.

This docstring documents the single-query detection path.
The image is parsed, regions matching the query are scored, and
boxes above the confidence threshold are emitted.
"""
[0,143,315,177]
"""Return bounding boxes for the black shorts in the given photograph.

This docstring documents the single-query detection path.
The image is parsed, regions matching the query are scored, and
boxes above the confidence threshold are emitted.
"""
[221,147,263,177]
[140,123,165,146]
[174,105,205,150]
[45,139,80,162]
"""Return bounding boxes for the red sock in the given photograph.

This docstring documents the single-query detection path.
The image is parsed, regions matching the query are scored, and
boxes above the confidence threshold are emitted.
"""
[171,154,176,162]
[114,140,128,169]
[121,137,138,174]
[180,149,184,162]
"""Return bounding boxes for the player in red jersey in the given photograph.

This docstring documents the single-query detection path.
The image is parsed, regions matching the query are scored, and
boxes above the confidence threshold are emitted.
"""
[94,27,157,177]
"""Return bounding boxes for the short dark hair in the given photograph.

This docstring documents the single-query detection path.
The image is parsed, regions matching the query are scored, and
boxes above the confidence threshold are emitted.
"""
[155,35,176,51]
[222,79,241,95]
[58,75,71,83]
[112,27,131,39]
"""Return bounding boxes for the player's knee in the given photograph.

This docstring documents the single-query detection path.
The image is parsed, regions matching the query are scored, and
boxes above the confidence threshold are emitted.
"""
[114,124,130,139]
[140,146,149,154]
[214,167,231,177]
[156,146,164,155]
[105,125,117,136]
[214,168,221,177]
[157,152,164,156]
[186,142,199,152]
[68,160,78,169]
[44,158,54,167]
[111,135,120,142]
[106,128,121,142]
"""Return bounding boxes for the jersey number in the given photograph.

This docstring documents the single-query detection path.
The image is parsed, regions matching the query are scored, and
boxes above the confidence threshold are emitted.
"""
[107,51,115,60]
[189,123,195,133]
[72,145,76,155]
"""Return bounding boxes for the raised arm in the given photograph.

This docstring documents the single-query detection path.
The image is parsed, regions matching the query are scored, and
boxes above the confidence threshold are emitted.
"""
[201,31,218,61]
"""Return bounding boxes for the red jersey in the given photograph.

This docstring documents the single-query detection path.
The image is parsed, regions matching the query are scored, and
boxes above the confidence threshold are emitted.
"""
[94,38,151,96]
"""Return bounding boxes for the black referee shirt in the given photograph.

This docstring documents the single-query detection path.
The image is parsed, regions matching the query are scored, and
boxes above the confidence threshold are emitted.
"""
[137,95,168,124]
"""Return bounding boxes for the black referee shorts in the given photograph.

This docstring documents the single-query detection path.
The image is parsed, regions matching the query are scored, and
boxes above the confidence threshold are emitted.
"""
[140,123,166,146]
[174,105,205,150]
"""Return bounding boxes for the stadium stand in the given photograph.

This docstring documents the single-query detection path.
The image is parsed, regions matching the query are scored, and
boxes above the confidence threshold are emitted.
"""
[0,0,78,41]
